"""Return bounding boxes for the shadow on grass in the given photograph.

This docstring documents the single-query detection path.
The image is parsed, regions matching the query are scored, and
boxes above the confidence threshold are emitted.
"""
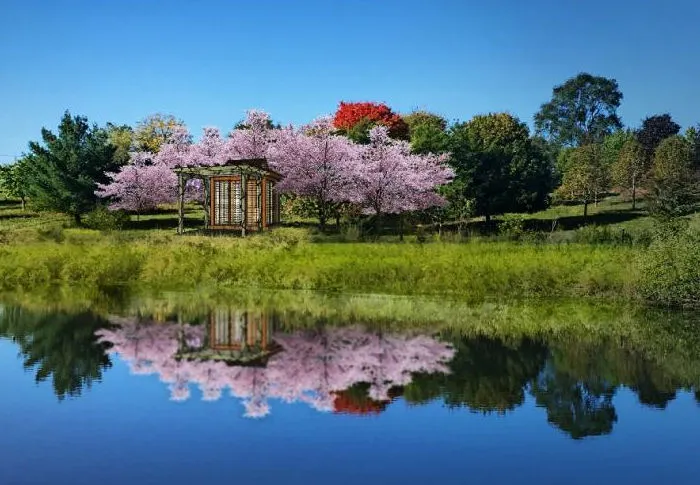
[124,216,201,231]
[524,210,646,231]
[0,213,37,221]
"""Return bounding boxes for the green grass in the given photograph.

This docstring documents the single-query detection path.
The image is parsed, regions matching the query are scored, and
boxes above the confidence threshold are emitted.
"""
[1,197,697,306]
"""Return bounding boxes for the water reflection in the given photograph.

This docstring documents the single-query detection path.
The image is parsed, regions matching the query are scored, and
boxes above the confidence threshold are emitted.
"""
[1,300,700,439]
[96,310,455,417]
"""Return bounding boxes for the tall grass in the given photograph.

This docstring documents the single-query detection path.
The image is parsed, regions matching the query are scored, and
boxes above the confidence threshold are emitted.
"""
[0,226,637,300]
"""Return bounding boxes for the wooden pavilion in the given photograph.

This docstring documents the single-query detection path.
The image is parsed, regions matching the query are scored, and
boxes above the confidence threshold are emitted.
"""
[173,158,282,235]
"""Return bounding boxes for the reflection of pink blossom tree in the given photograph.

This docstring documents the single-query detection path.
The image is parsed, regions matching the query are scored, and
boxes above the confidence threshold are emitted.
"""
[96,319,455,418]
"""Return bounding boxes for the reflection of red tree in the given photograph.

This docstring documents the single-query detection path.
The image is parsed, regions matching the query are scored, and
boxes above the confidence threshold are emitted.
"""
[332,386,404,415]
[96,320,453,418]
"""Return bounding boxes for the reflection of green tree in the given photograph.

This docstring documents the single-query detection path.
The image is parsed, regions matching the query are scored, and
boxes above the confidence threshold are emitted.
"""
[0,306,113,400]
[405,336,548,414]
[531,364,617,439]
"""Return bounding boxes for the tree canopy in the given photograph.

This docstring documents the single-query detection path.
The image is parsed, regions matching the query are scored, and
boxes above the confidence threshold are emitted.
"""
[23,111,120,223]
[534,73,623,147]
[449,112,554,221]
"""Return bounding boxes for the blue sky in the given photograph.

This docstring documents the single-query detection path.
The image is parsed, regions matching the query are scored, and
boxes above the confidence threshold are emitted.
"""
[1,0,699,163]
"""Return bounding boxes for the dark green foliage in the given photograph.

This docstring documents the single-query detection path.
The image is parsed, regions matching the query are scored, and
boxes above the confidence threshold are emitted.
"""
[23,111,120,224]
[0,306,113,401]
[448,113,554,221]
[636,113,681,156]
[534,72,623,147]
[405,336,548,413]
[531,364,617,439]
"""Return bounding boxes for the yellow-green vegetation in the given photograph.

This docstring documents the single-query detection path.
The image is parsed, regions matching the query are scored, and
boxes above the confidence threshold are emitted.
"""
[1,198,698,306]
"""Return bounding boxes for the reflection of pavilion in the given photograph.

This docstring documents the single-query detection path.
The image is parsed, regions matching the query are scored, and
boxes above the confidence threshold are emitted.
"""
[175,309,282,366]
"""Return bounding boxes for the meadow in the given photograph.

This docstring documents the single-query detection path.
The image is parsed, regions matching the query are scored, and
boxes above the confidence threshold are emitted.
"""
[0,196,698,307]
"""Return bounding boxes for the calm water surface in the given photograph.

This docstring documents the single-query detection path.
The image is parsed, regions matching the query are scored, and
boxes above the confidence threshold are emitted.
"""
[1,297,699,484]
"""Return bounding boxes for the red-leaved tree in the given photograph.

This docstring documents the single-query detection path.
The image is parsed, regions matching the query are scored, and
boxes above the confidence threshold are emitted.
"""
[333,101,409,142]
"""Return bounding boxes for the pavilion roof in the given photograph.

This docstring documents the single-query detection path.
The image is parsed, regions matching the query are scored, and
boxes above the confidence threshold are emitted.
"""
[173,158,282,180]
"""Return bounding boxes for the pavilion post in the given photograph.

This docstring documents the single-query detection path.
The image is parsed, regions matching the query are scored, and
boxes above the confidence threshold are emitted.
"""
[203,177,210,230]
[257,176,263,231]
[177,172,185,235]
[240,170,247,237]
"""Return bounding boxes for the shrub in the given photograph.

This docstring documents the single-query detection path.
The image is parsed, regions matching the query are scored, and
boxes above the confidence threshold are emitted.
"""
[82,207,130,231]
[637,224,700,306]
[572,225,634,245]
[499,214,526,240]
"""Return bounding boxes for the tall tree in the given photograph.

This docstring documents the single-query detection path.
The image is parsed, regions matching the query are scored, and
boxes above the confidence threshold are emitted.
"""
[555,144,608,218]
[133,113,186,153]
[0,158,30,209]
[534,73,623,147]
[648,135,699,218]
[635,114,681,157]
[333,101,409,143]
[449,113,554,222]
[403,111,449,155]
[612,139,647,209]
[24,111,119,224]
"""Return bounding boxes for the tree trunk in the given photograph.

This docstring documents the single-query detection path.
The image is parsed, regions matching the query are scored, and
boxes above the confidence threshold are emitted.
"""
[583,201,589,220]
[74,213,82,226]
[20,197,25,211]
[399,214,404,242]
[631,177,637,210]
[335,215,340,231]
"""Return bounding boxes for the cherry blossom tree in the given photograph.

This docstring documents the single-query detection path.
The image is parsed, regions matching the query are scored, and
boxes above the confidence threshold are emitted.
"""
[271,116,359,229]
[352,126,453,226]
[224,109,277,160]
[95,152,176,217]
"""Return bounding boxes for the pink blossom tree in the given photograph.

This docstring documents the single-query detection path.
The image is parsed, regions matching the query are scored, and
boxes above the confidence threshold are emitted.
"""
[352,126,453,227]
[271,116,358,229]
[224,109,277,160]
[95,152,176,218]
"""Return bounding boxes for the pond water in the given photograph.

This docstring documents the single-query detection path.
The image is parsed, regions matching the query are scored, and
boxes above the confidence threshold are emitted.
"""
[1,294,699,484]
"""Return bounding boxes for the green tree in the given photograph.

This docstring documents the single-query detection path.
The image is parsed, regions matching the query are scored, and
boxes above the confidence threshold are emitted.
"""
[611,139,647,209]
[648,135,699,218]
[106,123,134,165]
[534,72,623,147]
[133,113,185,153]
[24,111,119,224]
[0,158,30,209]
[601,129,635,169]
[404,111,449,154]
[556,144,609,218]
[449,113,554,223]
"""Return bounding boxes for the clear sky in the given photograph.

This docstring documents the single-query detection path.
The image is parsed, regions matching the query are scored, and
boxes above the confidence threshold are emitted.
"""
[1,0,698,163]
